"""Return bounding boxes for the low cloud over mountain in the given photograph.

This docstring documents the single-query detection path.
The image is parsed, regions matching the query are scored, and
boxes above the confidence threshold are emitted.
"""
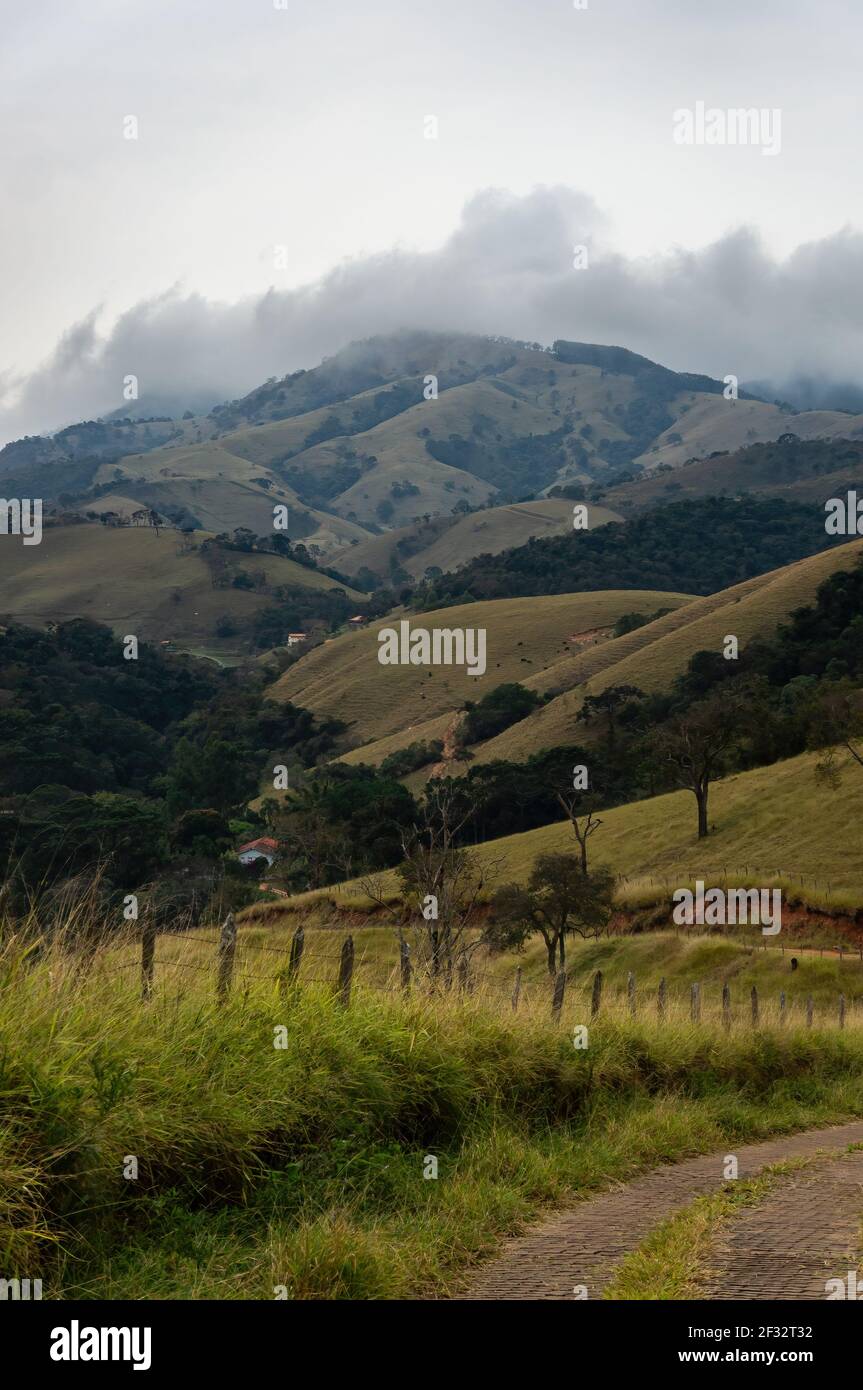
[4,184,863,442]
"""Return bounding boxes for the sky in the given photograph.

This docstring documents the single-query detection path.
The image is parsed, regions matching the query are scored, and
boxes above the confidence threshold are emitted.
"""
[2,0,862,441]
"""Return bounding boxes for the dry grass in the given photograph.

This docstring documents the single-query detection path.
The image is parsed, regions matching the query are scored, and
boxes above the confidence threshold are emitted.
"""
[269,588,695,747]
[0,522,362,648]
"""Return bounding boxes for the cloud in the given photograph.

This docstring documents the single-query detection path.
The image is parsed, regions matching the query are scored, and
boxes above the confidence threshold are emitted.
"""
[3,185,863,443]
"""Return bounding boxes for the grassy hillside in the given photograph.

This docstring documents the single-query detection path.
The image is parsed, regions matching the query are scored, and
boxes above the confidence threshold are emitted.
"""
[14,334,863,560]
[333,499,622,582]
[608,437,863,516]
[471,539,863,766]
[0,523,362,651]
[268,589,695,748]
[633,395,863,472]
[7,334,863,564]
[267,747,863,921]
[92,440,369,552]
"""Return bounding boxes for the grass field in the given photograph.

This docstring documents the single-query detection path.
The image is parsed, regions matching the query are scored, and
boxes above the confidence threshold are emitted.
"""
[4,920,863,1300]
[269,588,695,748]
[0,523,362,647]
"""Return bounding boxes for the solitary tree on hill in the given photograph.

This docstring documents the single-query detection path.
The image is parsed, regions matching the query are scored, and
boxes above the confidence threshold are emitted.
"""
[649,692,745,838]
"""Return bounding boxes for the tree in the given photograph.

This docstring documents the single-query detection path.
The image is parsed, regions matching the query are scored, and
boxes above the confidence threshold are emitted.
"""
[270,780,353,890]
[490,853,615,975]
[809,688,863,787]
[577,684,644,752]
[649,692,744,838]
[555,791,602,874]
[170,808,232,859]
[165,737,252,817]
[361,781,496,985]
[460,682,542,745]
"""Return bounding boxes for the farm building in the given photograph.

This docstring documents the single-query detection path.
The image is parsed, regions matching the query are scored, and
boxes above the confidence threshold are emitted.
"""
[237,837,279,866]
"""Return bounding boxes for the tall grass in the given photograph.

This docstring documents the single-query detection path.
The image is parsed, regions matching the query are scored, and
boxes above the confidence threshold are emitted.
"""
[2,918,863,1299]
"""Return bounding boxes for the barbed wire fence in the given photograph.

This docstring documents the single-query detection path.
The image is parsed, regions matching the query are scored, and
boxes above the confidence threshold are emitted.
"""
[89,911,863,1032]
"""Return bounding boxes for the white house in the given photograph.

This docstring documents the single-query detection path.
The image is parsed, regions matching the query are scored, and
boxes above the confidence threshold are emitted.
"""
[237,837,279,866]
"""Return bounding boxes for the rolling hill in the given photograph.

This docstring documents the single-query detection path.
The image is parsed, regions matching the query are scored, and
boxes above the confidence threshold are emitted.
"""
[268,588,696,749]
[322,537,863,779]
[332,498,623,583]
[7,333,863,560]
[0,522,363,656]
[604,437,863,517]
[468,538,863,767]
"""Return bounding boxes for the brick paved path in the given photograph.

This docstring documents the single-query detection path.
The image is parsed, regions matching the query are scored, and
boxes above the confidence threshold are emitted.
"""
[462,1120,863,1300]
[702,1151,863,1300]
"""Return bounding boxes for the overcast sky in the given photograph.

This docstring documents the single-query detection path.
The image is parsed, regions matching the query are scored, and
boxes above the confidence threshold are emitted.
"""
[2,0,862,441]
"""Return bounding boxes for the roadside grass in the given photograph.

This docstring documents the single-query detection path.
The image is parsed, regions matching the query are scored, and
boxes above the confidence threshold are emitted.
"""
[3,925,863,1299]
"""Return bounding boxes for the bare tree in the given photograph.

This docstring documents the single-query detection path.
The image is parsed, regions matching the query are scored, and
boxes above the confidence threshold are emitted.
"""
[555,791,602,873]
[361,781,497,986]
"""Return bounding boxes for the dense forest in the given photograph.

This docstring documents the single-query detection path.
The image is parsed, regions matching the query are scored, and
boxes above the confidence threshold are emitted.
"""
[0,620,344,907]
[414,497,843,608]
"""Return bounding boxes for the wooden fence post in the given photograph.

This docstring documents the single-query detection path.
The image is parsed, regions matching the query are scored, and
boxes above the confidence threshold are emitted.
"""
[750,985,759,1027]
[657,977,667,1021]
[337,935,354,1008]
[216,912,237,1005]
[591,970,603,1018]
[140,919,156,1003]
[779,990,786,1025]
[400,939,412,994]
[839,994,846,1030]
[511,965,522,1013]
[690,981,701,1023]
[806,995,814,1028]
[627,970,636,1015]
[722,982,731,1031]
[280,924,304,1000]
[551,969,566,1023]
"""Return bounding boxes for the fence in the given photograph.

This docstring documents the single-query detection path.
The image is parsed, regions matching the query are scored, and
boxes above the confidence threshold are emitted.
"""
[124,915,863,1031]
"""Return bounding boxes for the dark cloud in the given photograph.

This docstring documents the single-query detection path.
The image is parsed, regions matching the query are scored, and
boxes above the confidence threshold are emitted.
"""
[3,185,863,442]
